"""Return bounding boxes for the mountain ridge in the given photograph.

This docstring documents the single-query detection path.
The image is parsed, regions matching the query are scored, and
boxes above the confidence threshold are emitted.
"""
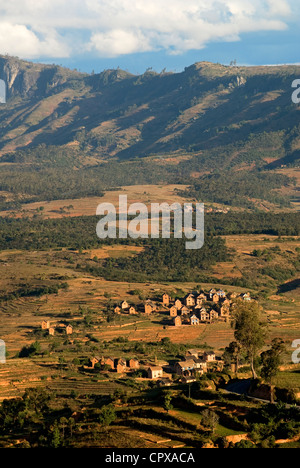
[1,55,300,164]
[0,56,300,212]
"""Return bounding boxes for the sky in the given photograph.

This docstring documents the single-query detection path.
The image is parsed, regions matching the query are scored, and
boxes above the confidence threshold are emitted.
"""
[0,0,300,75]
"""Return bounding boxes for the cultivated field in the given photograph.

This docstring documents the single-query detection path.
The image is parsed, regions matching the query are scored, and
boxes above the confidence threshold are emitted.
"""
[0,234,299,403]
[0,184,191,219]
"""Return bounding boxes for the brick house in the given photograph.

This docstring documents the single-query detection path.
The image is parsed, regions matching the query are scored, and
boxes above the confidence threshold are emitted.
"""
[129,306,137,315]
[185,294,196,307]
[144,303,153,314]
[90,356,101,368]
[174,358,207,376]
[209,310,219,321]
[228,292,237,300]
[116,359,127,374]
[175,299,183,310]
[211,294,220,303]
[42,320,50,330]
[195,296,204,307]
[114,306,121,314]
[208,289,217,299]
[144,300,157,315]
[162,293,171,306]
[220,305,230,317]
[104,357,115,369]
[200,309,210,322]
[128,359,140,370]
[181,306,190,316]
[169,306,178,317]
[173,316,182,327]
[48,327,55,336]
[197,293,207,301]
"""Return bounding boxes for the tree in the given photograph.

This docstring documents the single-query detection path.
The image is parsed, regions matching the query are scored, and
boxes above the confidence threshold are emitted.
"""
[68,417,76,439]
[232,302,266,379]
[260,338,286,404]
[59,417,68,440]
[223,341,242,375]
[19,341,41,358]
[234,439,256,448]
[163,392,173,413]
[201,409,219,434]
[50,420,61,448]
[23,388,51,415]
[98,404,116,428]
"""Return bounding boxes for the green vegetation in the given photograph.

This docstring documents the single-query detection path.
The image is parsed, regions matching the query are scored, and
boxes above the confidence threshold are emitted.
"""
[232,302,268,379]
[0,212,298,252]
[0,381,299,448]
[84,237,229,282]
[0,282,69,302]
[178,171,293,209]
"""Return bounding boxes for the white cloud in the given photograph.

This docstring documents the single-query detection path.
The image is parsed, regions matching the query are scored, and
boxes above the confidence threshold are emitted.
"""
[0,22,69,58]
[0,0,297,59]
[89,29,152,56]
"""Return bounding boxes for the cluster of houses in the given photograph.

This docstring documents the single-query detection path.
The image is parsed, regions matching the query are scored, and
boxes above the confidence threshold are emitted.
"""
[41,320,73,336]
[164,289,251,327]
[113,289,251,328]
[89,356,140,374]
[90,348,221,385]
[148,349,221,383]
[114,299,158,316]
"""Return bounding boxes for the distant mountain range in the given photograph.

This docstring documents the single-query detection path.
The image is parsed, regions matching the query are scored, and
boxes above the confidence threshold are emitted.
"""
[0,55,300,211]
[1,55,300,167]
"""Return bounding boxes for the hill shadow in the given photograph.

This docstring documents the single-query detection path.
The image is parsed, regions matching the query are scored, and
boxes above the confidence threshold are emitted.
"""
[277,278,300,294]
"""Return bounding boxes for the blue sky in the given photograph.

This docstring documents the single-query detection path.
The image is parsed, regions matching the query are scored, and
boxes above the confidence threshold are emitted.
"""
[0,0,299,75]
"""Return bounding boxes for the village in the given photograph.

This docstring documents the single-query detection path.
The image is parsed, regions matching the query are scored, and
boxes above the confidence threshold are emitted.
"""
[88,348,221,386]
[40,288,252,386]
[113,288,252,327]
[81,288,252,385]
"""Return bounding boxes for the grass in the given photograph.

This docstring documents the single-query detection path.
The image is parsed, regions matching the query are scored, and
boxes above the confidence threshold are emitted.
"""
[278,440,300,448]
[171,409,202,426]
[171,408,245,438]
[274,369,300,389]
[215,424,245,437]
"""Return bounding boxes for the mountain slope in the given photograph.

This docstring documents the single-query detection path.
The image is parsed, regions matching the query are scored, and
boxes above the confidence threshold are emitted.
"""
[1,56,300,166]
[0,56,300,212]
